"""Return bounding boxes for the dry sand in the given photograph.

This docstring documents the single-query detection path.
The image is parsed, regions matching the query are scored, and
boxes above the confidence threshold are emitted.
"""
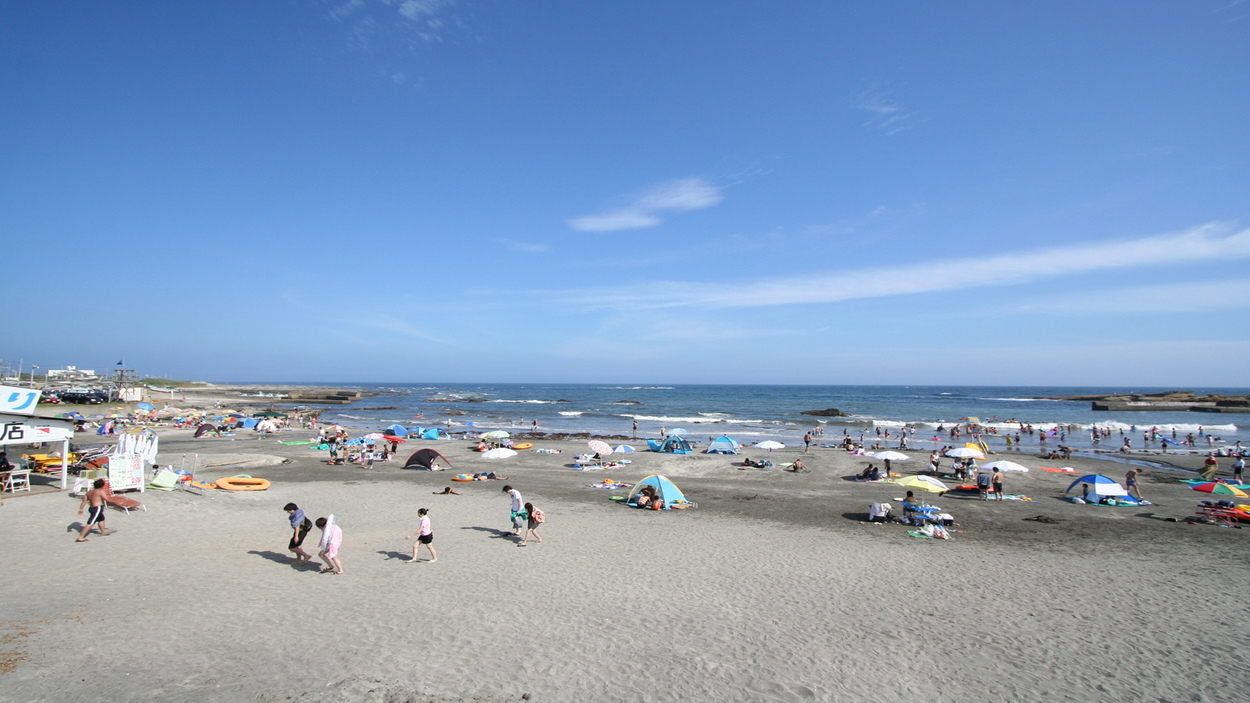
[3,430,1250,702]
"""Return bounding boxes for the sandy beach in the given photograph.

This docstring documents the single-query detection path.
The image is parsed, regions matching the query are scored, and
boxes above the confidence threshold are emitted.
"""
[3,426,1250,703]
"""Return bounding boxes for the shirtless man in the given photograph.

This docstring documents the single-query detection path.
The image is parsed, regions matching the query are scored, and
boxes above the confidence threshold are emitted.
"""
[76,478,109,541]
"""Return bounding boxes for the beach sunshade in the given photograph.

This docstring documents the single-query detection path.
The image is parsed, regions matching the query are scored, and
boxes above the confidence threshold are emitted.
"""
[386,424,408,436]
[624,474,691,510]
[364,432,385,440]
[482,448,518,459]
[136,402,153,411]
[1192,482,1249,497]
[193,423,218,438]
[405,448,451,469]
[946,447,985,459]
[981,460,1029,473]
[383,435,406,442]
[706,436,741,455]
[482,430,510,439]
[659,435,693,454]
[668,428,688,436]
[872,451,910,462]
[895,475,949,493]
[1065,474,1129,497]
[755,441,785,451]
[613,445,636,453]
[587,440,613,456]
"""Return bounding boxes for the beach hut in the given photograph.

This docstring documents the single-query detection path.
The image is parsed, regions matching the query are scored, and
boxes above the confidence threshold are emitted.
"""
[625,475,692,510]
[404,448,451,470]
[706,436,740,454]
[658,435,692,454]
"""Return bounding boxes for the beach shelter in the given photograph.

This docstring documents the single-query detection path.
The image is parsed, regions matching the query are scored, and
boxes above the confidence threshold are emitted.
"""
[194,423,219,438]
[706,436,741,454]
[612,444,636,453]
[624,475,691,510]
[659,435,692,454]
[136,402,154,412]
[404,448,451,469]
[239,417,258,429]
[386,424,408,437]
[1065,474,1128,498]
[422,427,445,440]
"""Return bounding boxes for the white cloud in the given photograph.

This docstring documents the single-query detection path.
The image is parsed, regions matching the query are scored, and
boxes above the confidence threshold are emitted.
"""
[1013,278,1250,315]
[567,177,723,232]
[330,0,366,21]
[853,88,912,134]
[559,223,1250,310]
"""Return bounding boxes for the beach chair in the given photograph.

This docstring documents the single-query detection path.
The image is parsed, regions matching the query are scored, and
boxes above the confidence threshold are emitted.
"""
[1195,501,1242,527]
[901,501,940,526]
[3,469,31,493]
[102,480,145,514]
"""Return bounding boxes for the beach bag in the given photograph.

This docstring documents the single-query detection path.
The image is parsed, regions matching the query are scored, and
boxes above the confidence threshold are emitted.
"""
[531,508,545,524]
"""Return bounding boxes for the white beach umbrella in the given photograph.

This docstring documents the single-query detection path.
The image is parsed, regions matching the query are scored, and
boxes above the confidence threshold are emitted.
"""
[481,448,517,459]
[981,460,1029,473]
[946,447,985,459]
[668,428,688,437]
[755,441,785,451]
[872,451,910,462]
[612,445,635,453]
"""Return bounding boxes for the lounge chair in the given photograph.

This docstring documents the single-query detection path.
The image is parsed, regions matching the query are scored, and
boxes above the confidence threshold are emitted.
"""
[102,479,145,514]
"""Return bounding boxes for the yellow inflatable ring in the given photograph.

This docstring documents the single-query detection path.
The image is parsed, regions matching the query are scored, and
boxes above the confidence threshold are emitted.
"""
[215,476,271,491]
[512,443,533,450]
[191,479,218,490]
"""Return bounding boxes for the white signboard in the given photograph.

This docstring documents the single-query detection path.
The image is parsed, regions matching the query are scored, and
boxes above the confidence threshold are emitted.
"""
[0,385,42,414]
[107,453,145,492]
[0,415,74,446]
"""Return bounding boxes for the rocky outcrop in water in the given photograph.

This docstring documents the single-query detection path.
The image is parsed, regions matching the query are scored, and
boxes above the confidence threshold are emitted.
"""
[801,408,849,417]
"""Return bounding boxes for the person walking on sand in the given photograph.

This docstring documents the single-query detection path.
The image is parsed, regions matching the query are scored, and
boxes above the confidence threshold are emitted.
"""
[76,478,109,541]
[405,508,437,563]
[1233,457,1245,483]
[1125,469,1144,500]
[503,485,525,535]
[991,467,1004,500]
[315,517,344,575]
[519,502,544,546]
[803,432,812,453]
[1202,454,1219,481]
[976,470,992,500]
[284,503,313,565]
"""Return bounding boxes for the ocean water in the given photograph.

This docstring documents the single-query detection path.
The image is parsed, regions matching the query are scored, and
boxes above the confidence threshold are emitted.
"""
[306,384,1249,454]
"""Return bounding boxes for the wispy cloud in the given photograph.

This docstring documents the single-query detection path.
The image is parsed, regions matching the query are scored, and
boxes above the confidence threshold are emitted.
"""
[1012,278,1250,315]
[852,87,912,134]
[495,238,549,253]
[330,0,461,48]
[567,177,724,232]
[555,223,1250,310]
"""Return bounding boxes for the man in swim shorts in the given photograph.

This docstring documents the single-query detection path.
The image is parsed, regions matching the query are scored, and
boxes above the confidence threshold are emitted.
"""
[76,478,109,542]
[1125,469,1143,500]
[284,503,313,565]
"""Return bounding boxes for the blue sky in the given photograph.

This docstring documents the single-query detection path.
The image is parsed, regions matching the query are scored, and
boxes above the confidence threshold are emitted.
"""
[2,1,1248,385]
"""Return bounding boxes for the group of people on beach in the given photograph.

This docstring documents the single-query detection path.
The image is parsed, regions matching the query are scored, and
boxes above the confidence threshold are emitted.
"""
[283,503,345,574]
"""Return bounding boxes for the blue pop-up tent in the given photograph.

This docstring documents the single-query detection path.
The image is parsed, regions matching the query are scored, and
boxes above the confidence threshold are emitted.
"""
[625,475,691,510]
[705,436,740,454]
[659,436,692,454]
[386,424,407,437]
[422,427,445,440]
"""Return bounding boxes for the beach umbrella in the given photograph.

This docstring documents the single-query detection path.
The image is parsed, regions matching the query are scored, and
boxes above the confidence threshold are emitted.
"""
[587,440,614,456]
[895,475,949,493]
[1191,482,1249,497]
[383,435,406,442]
[481,448,517,459]
[482,430,510,439]
[946,447,985,459]
[364,432,385,440]
[613,445,636,453]
[755,441,785,451]
[872,451,910,462]
[981,460,1030,473]
[136,402,153,411]
[669,428,688,436]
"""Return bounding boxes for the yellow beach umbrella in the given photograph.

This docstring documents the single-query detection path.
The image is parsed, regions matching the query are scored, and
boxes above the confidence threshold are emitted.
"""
[894,475,949,493]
